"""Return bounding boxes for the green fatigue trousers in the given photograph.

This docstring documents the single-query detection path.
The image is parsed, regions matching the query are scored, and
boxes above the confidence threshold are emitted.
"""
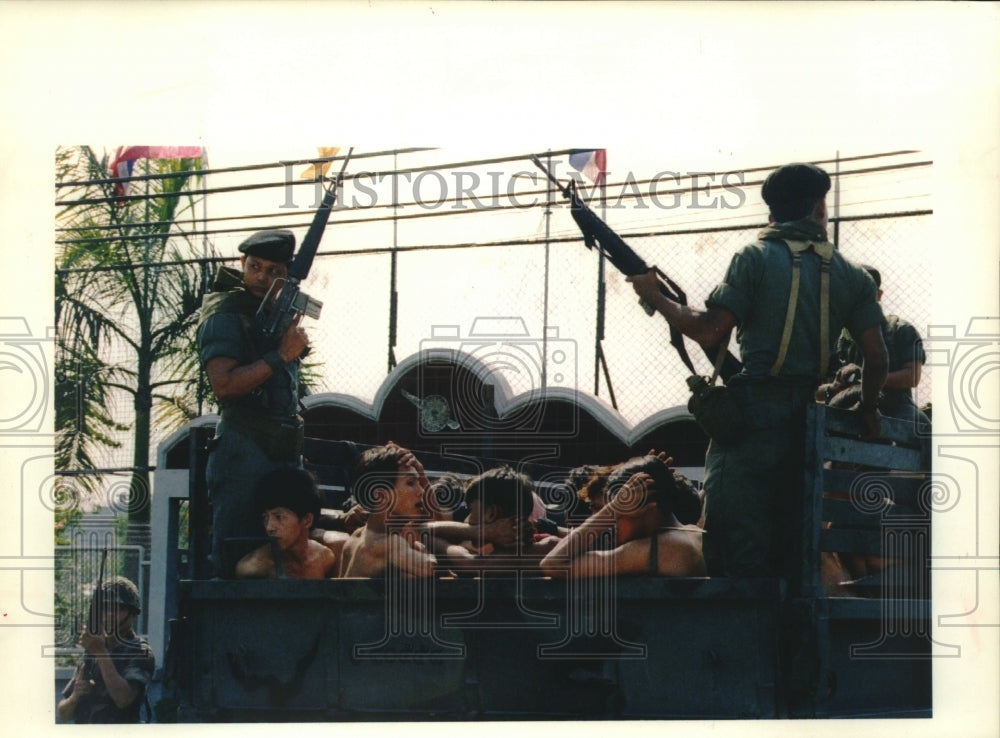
[701,382,814,584]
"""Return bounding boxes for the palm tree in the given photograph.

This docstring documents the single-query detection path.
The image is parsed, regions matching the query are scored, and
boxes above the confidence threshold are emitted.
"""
[55,145,214,541]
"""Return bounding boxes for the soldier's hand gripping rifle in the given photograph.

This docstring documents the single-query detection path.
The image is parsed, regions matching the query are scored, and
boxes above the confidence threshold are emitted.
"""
[253,147,355,345]
[530,155,741,382]
[78,547,109,680]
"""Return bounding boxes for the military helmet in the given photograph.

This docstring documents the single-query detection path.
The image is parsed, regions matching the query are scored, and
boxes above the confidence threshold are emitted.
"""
[99,575,142,613]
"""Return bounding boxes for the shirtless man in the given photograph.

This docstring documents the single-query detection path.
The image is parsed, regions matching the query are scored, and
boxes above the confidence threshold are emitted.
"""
[540,456,706,579]
[235,468,342,579]
[436,466,561,574]
[338,444,437,578]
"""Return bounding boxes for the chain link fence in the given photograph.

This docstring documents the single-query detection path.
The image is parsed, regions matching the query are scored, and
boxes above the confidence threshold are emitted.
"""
[56,148,934,476]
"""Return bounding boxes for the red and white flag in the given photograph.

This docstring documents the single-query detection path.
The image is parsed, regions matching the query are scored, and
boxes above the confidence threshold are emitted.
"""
[568,149,607,186]
[108,145,204,198]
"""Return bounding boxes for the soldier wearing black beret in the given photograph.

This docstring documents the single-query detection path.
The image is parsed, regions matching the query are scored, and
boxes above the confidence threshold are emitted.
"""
[761,163,832,223]
[628,161,888,581]
[237,229,296,263]
[195,229,311,576]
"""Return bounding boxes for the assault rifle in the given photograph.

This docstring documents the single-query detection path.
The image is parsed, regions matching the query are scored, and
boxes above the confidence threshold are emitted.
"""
[531,155,742,382]
[81,547,109,679]
[87,548,109,634]
[253,147,354,345]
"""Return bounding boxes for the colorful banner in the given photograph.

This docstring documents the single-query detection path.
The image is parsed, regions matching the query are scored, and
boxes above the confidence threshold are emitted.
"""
[568,149,607,186]
[108,145,204,198]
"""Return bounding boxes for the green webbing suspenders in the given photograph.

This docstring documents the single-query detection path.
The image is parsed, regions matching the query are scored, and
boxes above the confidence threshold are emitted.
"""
[768,240,833,378]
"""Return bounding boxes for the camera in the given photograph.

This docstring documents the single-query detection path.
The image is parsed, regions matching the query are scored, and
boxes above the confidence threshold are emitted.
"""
[416,317,579,438]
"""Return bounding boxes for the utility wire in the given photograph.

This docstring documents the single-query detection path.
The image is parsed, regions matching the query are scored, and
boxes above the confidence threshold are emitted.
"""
[54,147,583,207]
[55,155,932,247]
[54,209,932,276]
[54,146,436,189]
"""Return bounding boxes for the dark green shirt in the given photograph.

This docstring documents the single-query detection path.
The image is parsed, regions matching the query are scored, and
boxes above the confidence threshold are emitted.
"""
[196,267,300,418]
[838,314,925,414]
[706,218,883,383]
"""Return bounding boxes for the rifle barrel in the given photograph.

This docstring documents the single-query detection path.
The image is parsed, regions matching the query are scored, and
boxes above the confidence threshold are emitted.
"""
[529,155,573,200]
[289,148,355,281]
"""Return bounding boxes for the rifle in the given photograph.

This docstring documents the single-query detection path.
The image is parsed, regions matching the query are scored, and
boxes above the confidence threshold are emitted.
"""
[253,147,355,345]
[531,155,742,382]
[87,548,109,633]
[79,547,109,681]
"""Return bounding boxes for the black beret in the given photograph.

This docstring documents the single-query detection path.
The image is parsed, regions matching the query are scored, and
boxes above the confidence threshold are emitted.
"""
[238,230,295,262]
[761,163,831,221]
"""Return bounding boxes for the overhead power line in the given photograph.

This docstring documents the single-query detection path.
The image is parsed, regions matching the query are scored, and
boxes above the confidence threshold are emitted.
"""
[54,152,932,248]
[54,208,932,276]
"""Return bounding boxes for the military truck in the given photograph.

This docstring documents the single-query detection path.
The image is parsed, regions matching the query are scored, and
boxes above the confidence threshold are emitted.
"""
[149,354,933,720]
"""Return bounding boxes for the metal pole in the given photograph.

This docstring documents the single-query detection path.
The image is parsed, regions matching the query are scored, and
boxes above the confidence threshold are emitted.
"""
[593,156,618,409]
[833,150,841,249]
[388,150,399,373]
[541,152,553,390]
[197,149,209,416]
[594,165,607,398]
[188,425,213,580]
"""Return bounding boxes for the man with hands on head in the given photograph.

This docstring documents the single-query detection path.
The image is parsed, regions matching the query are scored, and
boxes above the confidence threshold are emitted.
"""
[540,455,705,579]
[338,442,440,578]
[338,442,525,578]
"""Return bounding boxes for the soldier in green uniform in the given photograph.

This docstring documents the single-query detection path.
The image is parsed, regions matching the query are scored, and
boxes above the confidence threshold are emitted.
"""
[197,230,311,577]
[629,163,888,580]
[820,266,929,422]
[57,576,155,724]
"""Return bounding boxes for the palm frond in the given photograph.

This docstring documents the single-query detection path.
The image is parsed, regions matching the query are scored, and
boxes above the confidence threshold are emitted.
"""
[54,145,220,517]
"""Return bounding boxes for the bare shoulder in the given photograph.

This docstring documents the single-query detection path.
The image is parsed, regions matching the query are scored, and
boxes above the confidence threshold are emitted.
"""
[340,527,367,557]
[339,526,390,578]
[657,526,707,577]
[317,529,350,555]
[305,539,339,578]
[235,545,275,579]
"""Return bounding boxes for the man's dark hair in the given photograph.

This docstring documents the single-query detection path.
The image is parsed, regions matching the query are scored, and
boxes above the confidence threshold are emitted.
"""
[761,163,831,223]
[578,465,614,505]
[253,467,322,528]
[465,465,534,520]
[861,264,882,289]
[428,472,466,516]
[604,456,702,525]
[352,445,405,512]
[564,464,600,493]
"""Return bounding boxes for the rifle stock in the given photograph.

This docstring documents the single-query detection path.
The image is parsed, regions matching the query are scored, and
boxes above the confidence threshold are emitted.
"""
[531,155,741,382]
[254,148,355,346]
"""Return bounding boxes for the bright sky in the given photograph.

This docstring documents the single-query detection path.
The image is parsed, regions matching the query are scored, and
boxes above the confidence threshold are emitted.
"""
[2,3,998,738]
